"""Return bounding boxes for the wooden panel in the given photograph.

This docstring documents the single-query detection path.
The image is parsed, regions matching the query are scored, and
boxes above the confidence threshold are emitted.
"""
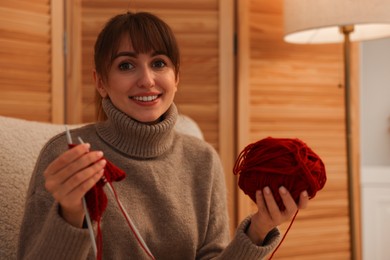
[67,0,236,234]
[219,0,236,233]
[51,0,65,123]
[237,0,360,258]
[65,0,82,123]
[0,0,64,123]
[78,1,221,152]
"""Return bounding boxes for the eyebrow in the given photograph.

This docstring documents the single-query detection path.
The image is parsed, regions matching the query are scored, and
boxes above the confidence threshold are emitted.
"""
[112,51,136,60]
[112,51,167,61]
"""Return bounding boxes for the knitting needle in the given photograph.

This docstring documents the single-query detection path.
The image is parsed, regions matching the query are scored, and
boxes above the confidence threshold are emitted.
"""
[75,134,154,259]
[105,182,156,259]
[78,137,155,259]
[64,127,98,257]
[76,135,154,258]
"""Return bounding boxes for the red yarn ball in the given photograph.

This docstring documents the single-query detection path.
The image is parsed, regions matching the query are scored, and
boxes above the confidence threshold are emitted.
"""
[233,137,326,210]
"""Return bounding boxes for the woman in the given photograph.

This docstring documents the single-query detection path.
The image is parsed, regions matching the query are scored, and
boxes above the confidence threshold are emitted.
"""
[17,12,308,259]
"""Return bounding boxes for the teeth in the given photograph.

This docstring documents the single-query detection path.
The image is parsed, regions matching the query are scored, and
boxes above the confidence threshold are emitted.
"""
[132,95,158,102]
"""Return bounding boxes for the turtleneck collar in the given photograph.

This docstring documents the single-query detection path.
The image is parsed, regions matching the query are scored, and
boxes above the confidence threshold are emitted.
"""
[95,98,178,158]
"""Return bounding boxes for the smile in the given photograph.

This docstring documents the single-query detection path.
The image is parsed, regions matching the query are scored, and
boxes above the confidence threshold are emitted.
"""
[130,95,159,102]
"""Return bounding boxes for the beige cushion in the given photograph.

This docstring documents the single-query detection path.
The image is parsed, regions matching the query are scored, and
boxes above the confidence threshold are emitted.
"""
[0,115,203,260]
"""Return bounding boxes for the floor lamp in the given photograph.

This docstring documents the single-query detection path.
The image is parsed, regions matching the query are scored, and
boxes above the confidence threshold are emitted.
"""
[283,0,390,259]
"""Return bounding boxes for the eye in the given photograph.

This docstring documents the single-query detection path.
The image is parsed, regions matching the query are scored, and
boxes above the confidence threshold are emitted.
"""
[152,59,167,69]
[118,62,134,71]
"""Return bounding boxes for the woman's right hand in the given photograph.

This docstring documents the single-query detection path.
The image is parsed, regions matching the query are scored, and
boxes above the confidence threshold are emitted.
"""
[44,143,106,228]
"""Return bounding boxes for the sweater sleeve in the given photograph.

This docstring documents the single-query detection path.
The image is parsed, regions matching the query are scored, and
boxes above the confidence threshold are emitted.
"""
[17,135,94,260]
[218,217,281,259]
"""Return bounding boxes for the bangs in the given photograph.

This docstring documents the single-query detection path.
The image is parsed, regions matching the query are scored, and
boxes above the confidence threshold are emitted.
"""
[109,13,178,66]
[126,16,172,55]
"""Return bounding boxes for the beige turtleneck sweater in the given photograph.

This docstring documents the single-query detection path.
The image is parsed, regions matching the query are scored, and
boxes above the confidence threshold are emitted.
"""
[17,99,280,260]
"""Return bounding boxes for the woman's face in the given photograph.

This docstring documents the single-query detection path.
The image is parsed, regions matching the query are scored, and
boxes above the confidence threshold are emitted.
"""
[95,37,179,123]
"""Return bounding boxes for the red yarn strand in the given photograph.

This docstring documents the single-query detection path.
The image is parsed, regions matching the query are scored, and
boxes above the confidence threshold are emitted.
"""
[268,210,299,259]
[107,182,156,260]
[96,221,103,260]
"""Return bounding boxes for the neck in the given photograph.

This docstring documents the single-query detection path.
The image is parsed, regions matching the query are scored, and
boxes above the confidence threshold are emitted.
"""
[95,98,178,158]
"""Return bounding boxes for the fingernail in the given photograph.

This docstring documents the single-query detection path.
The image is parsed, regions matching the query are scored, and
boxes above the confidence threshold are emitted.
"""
[302,190,308,197]
[264,186,271,194]
[257,190,262,196]
[85,143,91,149]
[279,186,287,194]
[96,151,104,157]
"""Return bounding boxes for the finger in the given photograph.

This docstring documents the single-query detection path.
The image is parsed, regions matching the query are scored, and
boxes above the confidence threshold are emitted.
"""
[58,170,104,212]
[53,151,105,185]
[60,168,105,212]
[298,190,309,209]
[45,150,105,193]
[255,190,268,214]
[53,159,107,201]
[279,186,298,215]
[44,143,91,178]
[262,186,281,218]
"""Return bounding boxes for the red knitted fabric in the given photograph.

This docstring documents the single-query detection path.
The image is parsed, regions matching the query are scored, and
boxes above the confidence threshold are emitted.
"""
[233,137,326,210]
[84,159,126,222]
[88,159,125,260]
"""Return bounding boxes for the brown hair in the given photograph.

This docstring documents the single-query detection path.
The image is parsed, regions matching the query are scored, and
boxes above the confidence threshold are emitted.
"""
[93,12,181,121]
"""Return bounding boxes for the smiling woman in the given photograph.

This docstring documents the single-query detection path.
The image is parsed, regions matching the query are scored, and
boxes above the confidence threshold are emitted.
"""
[17,11,309,260]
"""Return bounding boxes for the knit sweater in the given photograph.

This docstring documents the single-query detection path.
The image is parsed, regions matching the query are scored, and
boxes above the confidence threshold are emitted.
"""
[17,99,280,260]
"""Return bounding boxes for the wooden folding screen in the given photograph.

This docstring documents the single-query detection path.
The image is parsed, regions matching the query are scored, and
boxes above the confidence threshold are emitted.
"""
[0,0,64,123]
[237,0,361,259]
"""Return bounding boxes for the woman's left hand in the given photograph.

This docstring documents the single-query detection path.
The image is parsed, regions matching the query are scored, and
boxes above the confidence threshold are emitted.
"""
[246,186,309,245]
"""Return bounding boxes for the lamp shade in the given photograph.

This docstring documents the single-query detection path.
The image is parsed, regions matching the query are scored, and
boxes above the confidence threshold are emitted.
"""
[283,0,390,44]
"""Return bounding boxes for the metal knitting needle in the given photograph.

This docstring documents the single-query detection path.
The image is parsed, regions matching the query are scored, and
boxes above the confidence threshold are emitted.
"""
[64,127,97,257]
[105,182,155,259]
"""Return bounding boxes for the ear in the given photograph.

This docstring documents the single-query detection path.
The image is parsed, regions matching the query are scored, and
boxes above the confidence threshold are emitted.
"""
[93,70,108,98]
[174,74,180,92]
[175,73,180,85]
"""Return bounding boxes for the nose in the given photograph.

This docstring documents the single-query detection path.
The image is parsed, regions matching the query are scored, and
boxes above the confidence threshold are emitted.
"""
[137,66,155,88]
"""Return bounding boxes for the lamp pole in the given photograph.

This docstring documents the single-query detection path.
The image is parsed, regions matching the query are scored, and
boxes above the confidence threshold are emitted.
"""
[340,24,358,260]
